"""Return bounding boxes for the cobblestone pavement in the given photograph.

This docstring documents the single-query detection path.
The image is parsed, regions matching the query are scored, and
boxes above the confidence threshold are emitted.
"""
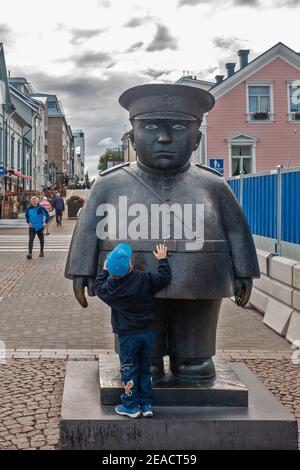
[0,355,299,450]
[0,359,65,450]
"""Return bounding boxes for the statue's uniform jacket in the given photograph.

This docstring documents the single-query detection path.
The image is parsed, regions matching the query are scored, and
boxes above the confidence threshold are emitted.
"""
[65,161,260,300]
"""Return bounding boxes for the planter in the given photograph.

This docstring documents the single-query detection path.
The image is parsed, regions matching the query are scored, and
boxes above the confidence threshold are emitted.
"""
[66,196,85,219]
[67,204,82,219]
[252,112,269,121]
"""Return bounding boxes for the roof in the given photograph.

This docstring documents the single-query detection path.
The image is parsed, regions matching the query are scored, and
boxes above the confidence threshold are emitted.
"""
[9,84,43,112]
[178,42,300,100]
[0,43,13,109]
[175,77,215,91]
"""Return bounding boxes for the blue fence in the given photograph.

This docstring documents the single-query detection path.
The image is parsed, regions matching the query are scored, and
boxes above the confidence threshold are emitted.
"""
[227,167,300,246]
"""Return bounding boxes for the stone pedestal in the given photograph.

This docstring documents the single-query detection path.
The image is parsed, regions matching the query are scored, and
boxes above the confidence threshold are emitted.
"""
[99,353,248,407]
[59,355,298,450]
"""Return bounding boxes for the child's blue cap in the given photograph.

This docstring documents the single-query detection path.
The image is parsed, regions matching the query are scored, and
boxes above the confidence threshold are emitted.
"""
[106,243,133,277]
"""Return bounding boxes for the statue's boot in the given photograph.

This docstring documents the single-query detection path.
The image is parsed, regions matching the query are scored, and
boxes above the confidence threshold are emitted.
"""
[170,357,216,383]
[151,357,165,381]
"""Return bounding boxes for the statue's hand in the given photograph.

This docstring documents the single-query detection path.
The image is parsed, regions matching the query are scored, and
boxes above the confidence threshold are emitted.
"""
[73,276,95,308]
[234,277,253,307]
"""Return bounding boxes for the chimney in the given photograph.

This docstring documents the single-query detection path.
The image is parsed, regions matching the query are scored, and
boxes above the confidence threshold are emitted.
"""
[225,63,236,77]
[215,75,224,85]
[238,49,250,69]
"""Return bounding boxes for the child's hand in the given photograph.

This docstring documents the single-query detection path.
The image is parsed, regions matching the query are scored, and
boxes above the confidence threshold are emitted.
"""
[153,243,168,260]
[103,259,107,270]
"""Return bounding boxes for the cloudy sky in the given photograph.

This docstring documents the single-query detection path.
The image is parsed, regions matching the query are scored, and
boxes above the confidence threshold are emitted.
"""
[1,0,300,177]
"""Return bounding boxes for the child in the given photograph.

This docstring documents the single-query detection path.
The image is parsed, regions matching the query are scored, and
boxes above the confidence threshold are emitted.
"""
[94,243,172,418]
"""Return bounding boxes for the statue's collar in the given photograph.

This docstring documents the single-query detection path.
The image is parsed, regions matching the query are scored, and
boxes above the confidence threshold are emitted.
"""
[136,159,190,176]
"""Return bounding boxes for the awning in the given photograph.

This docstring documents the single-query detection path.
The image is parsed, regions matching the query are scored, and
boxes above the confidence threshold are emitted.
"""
[8,169,32,180]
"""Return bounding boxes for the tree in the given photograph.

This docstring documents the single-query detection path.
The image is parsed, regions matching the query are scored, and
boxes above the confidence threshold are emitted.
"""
[98,149,123,173]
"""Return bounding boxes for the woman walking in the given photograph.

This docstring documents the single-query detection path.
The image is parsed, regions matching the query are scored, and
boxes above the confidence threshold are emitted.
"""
[40,196,52,235]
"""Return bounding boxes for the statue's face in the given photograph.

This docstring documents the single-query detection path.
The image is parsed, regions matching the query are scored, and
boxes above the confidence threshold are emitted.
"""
[131,118,202,170]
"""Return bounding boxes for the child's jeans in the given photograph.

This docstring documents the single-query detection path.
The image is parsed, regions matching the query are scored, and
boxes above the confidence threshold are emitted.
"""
[118,329,154,409]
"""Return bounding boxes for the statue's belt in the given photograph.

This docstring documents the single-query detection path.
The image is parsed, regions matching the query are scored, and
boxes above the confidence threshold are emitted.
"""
[100,239,229,253]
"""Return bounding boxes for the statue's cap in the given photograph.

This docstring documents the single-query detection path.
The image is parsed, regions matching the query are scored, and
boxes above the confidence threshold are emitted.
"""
[119,83,215,121]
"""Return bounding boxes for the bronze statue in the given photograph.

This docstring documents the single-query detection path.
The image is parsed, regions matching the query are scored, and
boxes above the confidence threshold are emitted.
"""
[65,84,260,383]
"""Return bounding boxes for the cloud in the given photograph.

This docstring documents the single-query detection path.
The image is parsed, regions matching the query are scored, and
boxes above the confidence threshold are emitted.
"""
[123,16,154,28]
[0,23,14,46]
[66,51,113,68]
[212,35,245,50]
[178,0,300,6]
[97,0,110,7]
[126,41,144,53]
[275,0,300,5]
[70,28,106,45]
[233,0,259,5]
[17,70,150,178]
[97,137,114,147]
[178,0,209,6]
[142,68,171,79]
[146,24,178,52]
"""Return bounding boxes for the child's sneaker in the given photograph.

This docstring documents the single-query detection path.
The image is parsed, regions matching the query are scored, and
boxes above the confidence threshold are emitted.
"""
[115,405,141,418]
[140,404,153,417]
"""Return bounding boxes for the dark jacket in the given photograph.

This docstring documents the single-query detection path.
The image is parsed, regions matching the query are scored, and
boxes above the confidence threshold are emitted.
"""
[52,197,65,213]
[26,204,50,231]
[94,259,172,335]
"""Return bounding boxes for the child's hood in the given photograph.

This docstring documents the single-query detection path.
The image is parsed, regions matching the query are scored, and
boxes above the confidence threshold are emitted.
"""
[106,270,143,299]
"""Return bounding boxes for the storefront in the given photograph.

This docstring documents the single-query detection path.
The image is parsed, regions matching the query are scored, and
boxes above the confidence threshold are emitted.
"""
[0,169,32,218]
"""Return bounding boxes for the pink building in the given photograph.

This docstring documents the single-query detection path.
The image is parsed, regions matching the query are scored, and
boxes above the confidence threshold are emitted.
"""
[177,43,300,177]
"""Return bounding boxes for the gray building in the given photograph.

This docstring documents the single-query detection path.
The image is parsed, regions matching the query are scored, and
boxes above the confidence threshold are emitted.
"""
[9,77,47,190]
[72,129,85,181]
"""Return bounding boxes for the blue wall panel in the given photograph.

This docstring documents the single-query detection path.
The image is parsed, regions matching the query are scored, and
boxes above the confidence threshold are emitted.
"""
[242,175,277,239]
[228,179,240,201]
[281,172,300,244]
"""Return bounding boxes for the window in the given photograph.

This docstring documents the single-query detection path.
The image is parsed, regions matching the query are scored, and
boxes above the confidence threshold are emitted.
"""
[249,86,270,112]
[11,135,15,168]
[17,140,21,170]
[0,126,2,162]
[288,81,300,121]
[231,145,252,176]
[47,101,57,110]
[4,131,8,165]
[246,81,273,122]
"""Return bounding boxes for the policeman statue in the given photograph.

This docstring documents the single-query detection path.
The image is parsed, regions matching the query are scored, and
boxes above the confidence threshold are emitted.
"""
[65,84,260,383]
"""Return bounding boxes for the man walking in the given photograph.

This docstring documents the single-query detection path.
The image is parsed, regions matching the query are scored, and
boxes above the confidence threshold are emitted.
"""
[52,192,65,226]
[26,196,50,259]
